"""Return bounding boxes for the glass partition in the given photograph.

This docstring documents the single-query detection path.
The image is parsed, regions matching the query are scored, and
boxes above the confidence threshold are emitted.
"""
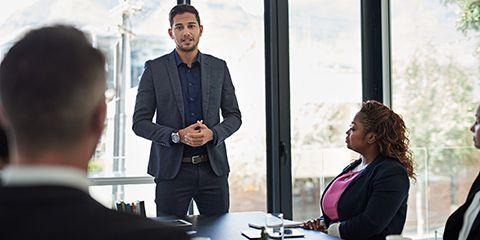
[194,0,266,213]
[288,0,362,221]
[391,0,480,238]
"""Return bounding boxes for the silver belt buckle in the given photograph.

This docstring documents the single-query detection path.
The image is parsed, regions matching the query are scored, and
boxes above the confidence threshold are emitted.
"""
[191,155,202,164]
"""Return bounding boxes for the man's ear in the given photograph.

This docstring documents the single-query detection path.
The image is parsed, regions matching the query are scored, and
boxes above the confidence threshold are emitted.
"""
[0,106,11,128]
[366,132,377,144]
[199,24,203,36]
[92,101,106,137]
[168,28,174,39]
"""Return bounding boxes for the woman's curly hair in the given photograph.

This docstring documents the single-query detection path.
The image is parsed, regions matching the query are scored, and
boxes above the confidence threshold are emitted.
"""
[357,100,415,180]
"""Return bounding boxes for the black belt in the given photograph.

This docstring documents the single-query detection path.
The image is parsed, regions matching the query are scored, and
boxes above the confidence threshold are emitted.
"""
[182,154,208,164]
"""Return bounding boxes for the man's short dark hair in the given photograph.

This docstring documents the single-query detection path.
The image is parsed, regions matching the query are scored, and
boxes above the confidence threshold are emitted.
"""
[0,25,106,152]
[169,4,201,27]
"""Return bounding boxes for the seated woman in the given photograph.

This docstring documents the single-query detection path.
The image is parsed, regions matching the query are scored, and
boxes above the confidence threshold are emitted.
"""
[443,104,480,240]
[303,100,415,240]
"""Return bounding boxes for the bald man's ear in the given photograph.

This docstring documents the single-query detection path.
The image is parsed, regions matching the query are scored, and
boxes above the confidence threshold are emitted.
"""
[0,106,11,128]
[93,101,106,137]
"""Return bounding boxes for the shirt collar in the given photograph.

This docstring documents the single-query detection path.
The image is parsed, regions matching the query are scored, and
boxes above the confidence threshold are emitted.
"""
[173,49,201,67]
[2,165,90,193]
[353,161,369,172]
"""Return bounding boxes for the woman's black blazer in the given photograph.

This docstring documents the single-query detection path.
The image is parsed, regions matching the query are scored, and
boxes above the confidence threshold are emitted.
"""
[320,155,410,240]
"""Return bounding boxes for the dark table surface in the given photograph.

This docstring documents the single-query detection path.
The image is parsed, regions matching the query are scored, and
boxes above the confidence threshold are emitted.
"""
[177,211,339,240]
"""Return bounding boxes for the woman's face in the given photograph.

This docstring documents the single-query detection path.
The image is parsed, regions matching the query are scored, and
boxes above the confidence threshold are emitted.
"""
[470,106,480,149]
[345,114,371,154]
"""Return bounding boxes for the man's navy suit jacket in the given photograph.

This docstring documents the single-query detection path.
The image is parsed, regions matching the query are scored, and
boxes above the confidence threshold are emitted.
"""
[133,51,242,180]
[444,172,480,240]
[0,186,189,240]
[321,156,410,240]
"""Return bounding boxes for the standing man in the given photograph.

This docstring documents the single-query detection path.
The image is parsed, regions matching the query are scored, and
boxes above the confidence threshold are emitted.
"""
[132,4,242,216]
[0,25,189,239]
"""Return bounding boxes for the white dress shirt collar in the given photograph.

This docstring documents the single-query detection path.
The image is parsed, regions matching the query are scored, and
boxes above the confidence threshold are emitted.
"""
[2,165,90,193]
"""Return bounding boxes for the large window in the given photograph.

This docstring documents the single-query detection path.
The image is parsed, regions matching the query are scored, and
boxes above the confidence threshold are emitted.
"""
[391,0,480,238]
[0,0,266,216]
[194,0,266,213]
[9,2,479,234]
[288,0,362,221]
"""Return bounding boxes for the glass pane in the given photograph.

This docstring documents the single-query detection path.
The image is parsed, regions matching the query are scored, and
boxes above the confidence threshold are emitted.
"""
[391,0,480,238]
[194,0,266,213]
[288,0,362,221]
[0,0,171,177]
[0,0,266,213]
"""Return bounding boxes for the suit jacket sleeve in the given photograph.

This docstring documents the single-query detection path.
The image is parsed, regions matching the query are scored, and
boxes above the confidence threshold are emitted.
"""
[132,60,175,147]
[211,63,242,146]
[338,163,410,239]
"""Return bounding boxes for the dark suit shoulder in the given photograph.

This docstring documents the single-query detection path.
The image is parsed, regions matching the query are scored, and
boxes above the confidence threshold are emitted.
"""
[364,156,409,184]
[146,53,172,65]
[79,198,189,239]
[0,186,189,240]
[444,204,465,240]
[444,172,480,240]
[147,52,226,66]
[370,156,406,171]
[200,53,226,65]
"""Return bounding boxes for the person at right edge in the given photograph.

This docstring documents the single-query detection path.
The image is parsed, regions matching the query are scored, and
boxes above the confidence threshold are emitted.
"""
[443,104,480,240]
[303,100,415,240]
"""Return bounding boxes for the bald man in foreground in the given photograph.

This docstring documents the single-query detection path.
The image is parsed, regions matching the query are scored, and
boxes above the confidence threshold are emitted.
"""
[0,25,189,240]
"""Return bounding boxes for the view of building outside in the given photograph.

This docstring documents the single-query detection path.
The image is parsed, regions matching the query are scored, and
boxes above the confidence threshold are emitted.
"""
[391,0,480,238]
[0,0,266,216]
[288,0,362,221]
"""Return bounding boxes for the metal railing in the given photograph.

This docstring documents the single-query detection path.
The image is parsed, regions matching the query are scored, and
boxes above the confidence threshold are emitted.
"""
[89,176,154,186]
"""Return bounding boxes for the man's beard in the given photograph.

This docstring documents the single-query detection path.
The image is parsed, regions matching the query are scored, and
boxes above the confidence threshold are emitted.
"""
[177,41,198,52]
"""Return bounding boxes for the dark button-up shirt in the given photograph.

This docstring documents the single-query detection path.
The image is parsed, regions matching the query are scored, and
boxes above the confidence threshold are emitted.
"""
[174,50,207,157]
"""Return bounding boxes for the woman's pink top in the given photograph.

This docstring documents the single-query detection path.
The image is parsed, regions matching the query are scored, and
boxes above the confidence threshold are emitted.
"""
[321,170,362,220]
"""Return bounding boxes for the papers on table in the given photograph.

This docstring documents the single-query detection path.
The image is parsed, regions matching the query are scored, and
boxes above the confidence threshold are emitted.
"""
[241,228,305,239]
[248,219,303,229]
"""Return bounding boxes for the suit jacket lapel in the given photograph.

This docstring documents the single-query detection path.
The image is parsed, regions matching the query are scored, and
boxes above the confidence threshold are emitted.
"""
[200,54,210,120]
[320,160,360,219]
[467,177,480,240]
[166,52,185,124]
[343,156,383,192]
[468,211,480,240]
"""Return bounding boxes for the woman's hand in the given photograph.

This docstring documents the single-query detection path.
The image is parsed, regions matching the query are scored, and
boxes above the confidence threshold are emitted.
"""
[302,218,326,232]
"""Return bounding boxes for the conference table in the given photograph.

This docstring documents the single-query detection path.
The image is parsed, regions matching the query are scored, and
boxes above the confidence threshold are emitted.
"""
[177,211,340,240]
